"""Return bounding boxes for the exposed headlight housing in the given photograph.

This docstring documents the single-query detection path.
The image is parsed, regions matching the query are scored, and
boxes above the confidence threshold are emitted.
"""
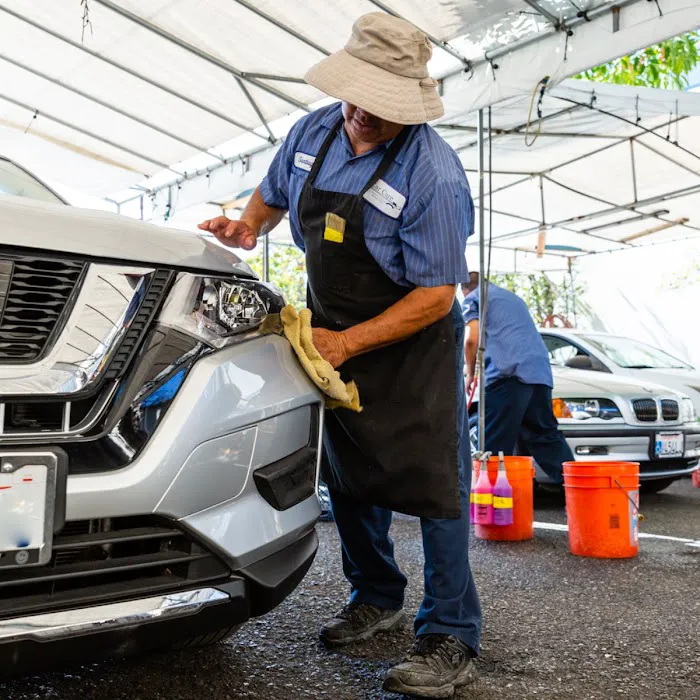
[553,398,622,420]
[195,279,284,336]
[681,397,697,423]
[161,274,285,348]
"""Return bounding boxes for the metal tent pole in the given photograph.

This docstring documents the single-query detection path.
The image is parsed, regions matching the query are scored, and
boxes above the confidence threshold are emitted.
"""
[262,234,270,283]
[477,108,486,453]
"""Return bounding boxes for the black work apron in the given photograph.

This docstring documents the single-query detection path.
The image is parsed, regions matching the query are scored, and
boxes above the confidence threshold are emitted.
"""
[298,118,460,519]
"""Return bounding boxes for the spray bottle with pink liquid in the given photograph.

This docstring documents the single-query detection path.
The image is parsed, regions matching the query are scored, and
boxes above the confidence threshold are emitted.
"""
[472,452,494,525]
[492,451,514,526]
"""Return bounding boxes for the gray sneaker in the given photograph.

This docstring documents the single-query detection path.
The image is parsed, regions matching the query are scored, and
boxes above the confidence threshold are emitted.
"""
[319,601,405,646]
[383,634,476,698]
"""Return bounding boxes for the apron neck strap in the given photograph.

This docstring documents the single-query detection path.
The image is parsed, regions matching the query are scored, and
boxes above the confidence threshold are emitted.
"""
[308,118,342,185]
[360,124,413,196]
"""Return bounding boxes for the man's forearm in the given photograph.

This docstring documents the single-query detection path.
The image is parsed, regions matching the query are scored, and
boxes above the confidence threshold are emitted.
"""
[241,186,287,236]
[464,320,479,378]
[342,285,455,359]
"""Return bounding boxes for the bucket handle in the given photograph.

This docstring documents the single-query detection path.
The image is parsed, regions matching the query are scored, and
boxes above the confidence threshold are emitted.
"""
[614,479,645,522]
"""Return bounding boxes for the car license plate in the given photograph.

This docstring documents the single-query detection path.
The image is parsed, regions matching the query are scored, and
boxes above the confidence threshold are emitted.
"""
[0,453,60,569]
[655,432,684,459]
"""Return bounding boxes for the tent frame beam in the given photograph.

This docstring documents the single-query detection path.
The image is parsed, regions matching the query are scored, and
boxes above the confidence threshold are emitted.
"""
[366,0,472,66]
[241,72,307,84]
[93,0,310,112]
[0,92,175,173]
[231,0,331,56]
[492,182,700,244]
[234,77,276,143]
[0,5,268,142]
[437,123,623,140]
[521,0,562,28]
[0,52,226,163]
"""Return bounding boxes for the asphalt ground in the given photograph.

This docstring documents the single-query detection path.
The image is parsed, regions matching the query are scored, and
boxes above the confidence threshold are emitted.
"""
[2,479,698,700]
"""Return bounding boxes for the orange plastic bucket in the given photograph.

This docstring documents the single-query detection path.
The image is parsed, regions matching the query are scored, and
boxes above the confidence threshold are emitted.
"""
[563,461,640,559]
[474,456,535,541]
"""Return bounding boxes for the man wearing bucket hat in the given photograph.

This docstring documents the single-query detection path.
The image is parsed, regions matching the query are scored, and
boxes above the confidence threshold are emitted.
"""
[199,13,480,697]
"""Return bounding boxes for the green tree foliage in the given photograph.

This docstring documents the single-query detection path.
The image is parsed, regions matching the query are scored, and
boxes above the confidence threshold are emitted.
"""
[489,272,589,327]
[576,32,699,89]
[247,243,307,309]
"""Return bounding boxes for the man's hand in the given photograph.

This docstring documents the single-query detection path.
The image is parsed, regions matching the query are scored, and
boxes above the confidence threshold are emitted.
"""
[312,328,349,369]
[465,374,475,394]
[198,216,257,250]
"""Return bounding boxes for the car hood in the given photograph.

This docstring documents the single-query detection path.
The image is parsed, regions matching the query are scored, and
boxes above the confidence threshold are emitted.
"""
[0,194,255,277]
[625,367,700,389]
[552,367,685,400]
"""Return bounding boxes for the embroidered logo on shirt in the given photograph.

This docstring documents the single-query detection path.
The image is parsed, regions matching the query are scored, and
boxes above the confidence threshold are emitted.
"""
[324,212,345,243]
[294,152,316,172]
[363,179,406,219]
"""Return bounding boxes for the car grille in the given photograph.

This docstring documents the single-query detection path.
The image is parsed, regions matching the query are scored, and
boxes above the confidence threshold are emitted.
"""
[661,399,680,421]
[0,516,231,619]
[0,256,85,363]
[632,399,658,422]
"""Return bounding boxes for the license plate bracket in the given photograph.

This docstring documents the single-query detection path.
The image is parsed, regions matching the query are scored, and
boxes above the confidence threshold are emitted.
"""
[0,448,68,569]
[654,432,684,460]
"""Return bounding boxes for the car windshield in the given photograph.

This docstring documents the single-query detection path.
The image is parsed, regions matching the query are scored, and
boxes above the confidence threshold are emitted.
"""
[0,159,63,204]
[580,334,692,370]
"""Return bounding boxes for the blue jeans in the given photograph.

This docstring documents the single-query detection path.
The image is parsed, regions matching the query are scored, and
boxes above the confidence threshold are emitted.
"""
[484,377,574,484]
[327,305,482,653]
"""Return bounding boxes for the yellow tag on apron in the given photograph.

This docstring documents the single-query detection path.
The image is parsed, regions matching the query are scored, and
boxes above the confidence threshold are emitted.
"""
[324,212,345,243]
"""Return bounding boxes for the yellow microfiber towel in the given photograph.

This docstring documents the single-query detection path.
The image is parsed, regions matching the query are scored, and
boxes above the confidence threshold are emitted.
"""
[261,305,362,413]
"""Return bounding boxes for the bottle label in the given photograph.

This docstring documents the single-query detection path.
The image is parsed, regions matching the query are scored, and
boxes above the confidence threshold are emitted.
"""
[493,497,513,509]
[473,493,493,505]
[469,493,476,504]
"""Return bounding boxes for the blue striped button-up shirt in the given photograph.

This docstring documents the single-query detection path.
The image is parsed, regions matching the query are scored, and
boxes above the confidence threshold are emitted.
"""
[462,283,553,388]
[259,103,473,288]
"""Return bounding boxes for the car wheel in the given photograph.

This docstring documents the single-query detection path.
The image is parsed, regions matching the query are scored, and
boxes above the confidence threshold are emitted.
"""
[640,478,676,495]
[168,624,243,651]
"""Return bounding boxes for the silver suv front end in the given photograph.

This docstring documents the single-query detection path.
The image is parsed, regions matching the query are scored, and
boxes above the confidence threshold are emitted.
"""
[0,253,322,673]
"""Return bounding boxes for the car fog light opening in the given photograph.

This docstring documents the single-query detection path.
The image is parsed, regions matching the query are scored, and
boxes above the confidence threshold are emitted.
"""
[575,446,609,456]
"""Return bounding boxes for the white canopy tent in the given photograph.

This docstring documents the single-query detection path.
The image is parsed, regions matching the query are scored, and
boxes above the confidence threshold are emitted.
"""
[0,0,698,208]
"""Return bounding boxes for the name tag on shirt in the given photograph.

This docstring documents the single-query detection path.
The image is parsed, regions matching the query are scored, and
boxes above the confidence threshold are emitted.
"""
[294,152,316,172]
[363,179,406,219]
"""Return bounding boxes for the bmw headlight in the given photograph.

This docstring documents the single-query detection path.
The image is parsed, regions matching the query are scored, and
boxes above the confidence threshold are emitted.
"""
[553,398,622,420]
[681,398,697,423]
[161,274,285,348]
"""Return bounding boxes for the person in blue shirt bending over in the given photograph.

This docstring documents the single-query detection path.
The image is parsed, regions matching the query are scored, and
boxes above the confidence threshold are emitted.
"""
[462,272,573,483]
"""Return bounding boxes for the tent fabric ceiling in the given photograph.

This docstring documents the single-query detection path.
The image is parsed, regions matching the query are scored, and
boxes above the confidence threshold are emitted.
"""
[196,78,700,272]
[0,0,647,197]
[442,80,700,264]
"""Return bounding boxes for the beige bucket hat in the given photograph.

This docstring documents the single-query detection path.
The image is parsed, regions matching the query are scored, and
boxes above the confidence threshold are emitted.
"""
[304,13,444,125]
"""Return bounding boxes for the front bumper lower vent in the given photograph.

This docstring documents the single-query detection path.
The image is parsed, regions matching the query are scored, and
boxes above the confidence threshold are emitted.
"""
[0,516,231,620]
[0,256,85,363]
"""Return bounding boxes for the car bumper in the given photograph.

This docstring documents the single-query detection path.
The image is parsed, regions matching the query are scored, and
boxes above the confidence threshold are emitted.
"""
[551,424,700,482]
[0,335,323,672]
[66,334,323,568]
[0,529,318,675]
